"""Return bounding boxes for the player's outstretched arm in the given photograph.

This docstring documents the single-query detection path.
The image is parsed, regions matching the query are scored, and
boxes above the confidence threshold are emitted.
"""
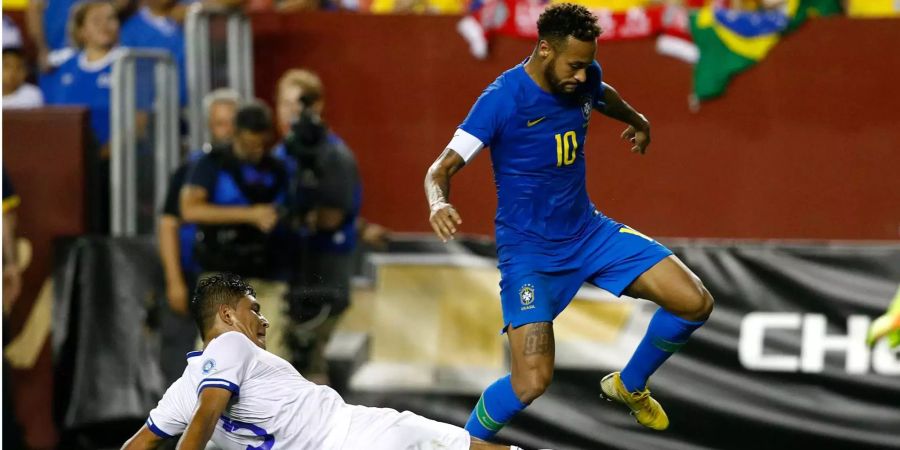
[121,426,166,450]
[176,387,232,450]
[599,82,651,155]
[425,149,466,242]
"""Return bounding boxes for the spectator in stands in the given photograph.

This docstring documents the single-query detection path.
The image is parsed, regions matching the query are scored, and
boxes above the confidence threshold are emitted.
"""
[180,101,294,361]
[44,0,123,152]
[119,0,187,103]
[26,0,135,71]
[274,68,387,384]
[3,48,44,109]
[157,88,240,385]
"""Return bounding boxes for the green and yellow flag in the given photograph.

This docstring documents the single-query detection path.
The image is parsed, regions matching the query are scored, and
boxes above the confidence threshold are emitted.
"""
[690,0,841,101]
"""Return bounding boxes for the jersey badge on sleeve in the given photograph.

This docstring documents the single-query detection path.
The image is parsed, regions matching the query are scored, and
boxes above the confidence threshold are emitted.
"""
[202,359,217,375]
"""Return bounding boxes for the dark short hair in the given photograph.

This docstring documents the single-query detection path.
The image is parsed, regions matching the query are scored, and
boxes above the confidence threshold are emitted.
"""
[234,101,273,134]
[537,3,602,49]
[190,273,256,338]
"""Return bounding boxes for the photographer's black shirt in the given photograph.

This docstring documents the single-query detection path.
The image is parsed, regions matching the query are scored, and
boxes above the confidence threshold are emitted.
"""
[186,151,288,207]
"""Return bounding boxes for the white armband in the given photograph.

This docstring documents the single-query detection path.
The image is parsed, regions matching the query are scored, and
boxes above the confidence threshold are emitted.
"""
[446,129,485,163]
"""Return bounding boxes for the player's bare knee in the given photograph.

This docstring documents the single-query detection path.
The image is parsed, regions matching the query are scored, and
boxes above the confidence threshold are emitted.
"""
[684,282,714,322]
[511,368,553,404]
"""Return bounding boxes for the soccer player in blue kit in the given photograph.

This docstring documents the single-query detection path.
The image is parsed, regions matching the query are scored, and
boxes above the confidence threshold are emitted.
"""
[424,3,714,438]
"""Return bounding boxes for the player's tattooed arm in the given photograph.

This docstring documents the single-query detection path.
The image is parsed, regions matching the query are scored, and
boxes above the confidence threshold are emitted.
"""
[425,149,466,242]
[599,82,651,155]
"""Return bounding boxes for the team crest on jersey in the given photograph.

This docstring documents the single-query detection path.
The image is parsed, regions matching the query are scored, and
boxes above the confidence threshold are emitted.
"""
[98,73,111,88]
[520,284,536,310]
[201,358,216,375]
[581,97,592,120]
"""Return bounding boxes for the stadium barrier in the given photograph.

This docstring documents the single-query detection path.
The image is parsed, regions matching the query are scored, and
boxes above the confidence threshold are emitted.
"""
[109,49,180,236]
[185,4,255,152]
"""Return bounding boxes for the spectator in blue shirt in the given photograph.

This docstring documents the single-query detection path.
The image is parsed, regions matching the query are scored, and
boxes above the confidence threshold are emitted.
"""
[119,0,187,103]
[44,0,123,151]
[26,0,134,71]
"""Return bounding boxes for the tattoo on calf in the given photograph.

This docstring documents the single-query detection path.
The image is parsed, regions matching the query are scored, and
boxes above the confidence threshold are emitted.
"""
[523,323,553,356]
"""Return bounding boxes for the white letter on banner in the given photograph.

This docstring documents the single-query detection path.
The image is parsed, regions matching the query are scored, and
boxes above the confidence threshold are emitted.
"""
[801,314,870,374]
[873,339,900,375]
[739,312,801,372]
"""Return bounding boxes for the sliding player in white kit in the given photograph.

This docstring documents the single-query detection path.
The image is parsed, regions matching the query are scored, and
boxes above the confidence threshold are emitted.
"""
[122,273,528,450]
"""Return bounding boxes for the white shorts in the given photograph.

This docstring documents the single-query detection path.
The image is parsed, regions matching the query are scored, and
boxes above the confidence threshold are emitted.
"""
[340,404,471,450]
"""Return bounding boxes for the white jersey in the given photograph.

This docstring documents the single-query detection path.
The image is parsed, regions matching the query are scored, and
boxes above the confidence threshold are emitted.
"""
[147,331,350,450]
[145,331,470,450]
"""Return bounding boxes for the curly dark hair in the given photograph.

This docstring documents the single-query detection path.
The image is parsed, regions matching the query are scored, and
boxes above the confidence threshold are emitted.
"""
[190,273,257,338]
[537,3,602,48]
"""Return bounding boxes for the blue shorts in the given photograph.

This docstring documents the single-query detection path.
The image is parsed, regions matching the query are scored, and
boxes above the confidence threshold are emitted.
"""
[497,215,672,332]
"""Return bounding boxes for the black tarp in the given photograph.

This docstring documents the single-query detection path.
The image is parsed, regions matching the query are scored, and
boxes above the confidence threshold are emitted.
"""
[53,236,166,430]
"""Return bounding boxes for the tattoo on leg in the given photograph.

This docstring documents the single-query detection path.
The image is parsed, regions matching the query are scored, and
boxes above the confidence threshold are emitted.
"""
[523,323,552,356]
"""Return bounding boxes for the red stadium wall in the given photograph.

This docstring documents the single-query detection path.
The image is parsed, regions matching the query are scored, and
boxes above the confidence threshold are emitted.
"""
[3,107,90,449]
[252,13,899,240]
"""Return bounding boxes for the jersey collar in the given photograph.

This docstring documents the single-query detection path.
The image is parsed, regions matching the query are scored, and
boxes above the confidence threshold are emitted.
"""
[77,47,123,72]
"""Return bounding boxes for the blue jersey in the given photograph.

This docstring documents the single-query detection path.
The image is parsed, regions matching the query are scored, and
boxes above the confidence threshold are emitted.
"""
[46,49,123,146]
[119,8,188,104]
[459,60,607,249]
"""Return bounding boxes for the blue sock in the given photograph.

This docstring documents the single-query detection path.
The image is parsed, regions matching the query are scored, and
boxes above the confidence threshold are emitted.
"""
[620,308,705,392]
[464,375,528,440]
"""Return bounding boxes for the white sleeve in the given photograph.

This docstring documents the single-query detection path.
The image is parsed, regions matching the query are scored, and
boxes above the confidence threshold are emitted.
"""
[146,377,191,439]
[446,128,485,163]
[194,331,255,398]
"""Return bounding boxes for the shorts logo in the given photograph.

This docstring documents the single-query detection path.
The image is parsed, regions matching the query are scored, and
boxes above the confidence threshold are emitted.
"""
[520,284,536,311]
[201,359,216,375]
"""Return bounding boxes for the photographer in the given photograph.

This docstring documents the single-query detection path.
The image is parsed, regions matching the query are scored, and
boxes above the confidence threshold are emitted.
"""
[274,69,367,384]
[157,88,240,384]
[180,101,293,359]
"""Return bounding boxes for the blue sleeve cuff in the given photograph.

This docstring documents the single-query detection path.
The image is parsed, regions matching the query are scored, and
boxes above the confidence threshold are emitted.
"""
[197,378,240,398]
[146,417,174,439]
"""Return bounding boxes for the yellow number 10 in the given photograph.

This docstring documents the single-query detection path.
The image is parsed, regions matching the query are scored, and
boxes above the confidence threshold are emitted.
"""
[555,131,577,167]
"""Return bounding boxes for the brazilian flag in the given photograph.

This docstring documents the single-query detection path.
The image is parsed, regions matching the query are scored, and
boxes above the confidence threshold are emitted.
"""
[690,0,842,101]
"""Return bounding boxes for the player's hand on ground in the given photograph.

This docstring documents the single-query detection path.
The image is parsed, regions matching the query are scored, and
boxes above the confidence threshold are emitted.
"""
[251,204,279,232]
[166,277,190,316]
[429,201,462,243]
[621,123,650,155]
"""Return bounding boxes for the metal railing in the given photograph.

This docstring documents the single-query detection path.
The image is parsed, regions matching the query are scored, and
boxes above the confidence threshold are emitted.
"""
[185,4,254,151]
[110,49,180,236]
